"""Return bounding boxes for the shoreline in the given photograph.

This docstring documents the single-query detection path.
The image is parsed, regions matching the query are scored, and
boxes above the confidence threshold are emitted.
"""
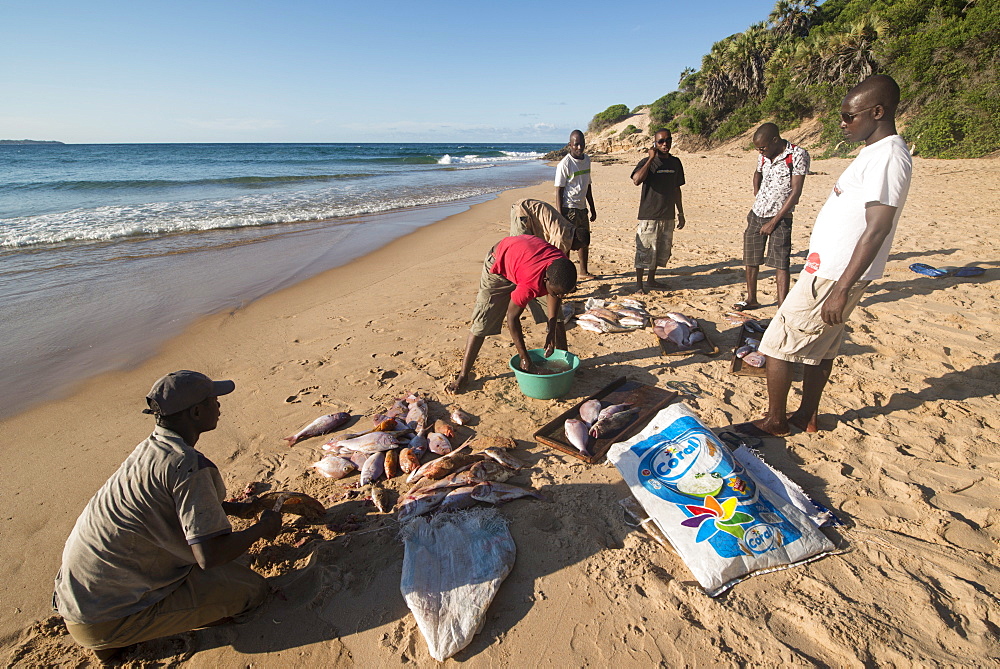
[5,152,999,666]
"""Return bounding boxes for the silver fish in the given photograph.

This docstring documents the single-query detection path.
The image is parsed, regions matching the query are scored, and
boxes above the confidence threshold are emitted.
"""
[397,488,451,521]
[359,451,386,486]
[311,455,357,480]
[470,482,544,505]
[427,432,453,455]
[565,418,592,455]
[597,403,633,421]
[336,431,404,453]
[405,395,428,431]
[482,447,526,470]
[349,451,372,468]
[665,311,698,328]
[468,459,515,483]
[384,398,409,419]
[405,442,470,483]
[579,399,603,425]
[438,486,480,511]
[283,412,350,446]
[408,430,429,457]
[589,407,641,438]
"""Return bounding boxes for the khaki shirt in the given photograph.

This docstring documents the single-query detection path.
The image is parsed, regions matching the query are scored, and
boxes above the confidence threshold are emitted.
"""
[53,426,231,624]
[509,198,576,255]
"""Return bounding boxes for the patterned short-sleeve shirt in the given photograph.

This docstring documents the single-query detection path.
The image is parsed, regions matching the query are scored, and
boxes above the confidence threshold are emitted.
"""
[752,142,810,218]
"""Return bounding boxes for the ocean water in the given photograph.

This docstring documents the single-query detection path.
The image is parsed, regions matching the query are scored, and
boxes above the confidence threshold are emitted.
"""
[0,143,558,417]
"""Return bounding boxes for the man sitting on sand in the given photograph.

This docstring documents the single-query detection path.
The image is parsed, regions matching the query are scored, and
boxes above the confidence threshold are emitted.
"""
[447,235,577,394]
[631,129,686,294]
[53,370,282,663]
[735,122,810,310]
[510,197,582,256]
[734,74,912,437]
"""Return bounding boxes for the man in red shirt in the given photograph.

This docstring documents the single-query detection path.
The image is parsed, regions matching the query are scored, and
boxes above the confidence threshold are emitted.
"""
[446,235,577,394]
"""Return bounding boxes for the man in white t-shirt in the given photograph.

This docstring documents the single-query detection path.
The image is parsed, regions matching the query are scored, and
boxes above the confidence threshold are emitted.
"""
[733,74,912,437]
[555,129,597,278]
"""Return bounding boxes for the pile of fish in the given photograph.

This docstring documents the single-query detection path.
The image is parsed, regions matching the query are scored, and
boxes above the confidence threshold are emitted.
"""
[302,394,471,486]
[575,297,651,334]
[652,312,706,348]
[396,443,542,521]
[564,400,640,457]
[283,394,541,519]
[734,319,768,368]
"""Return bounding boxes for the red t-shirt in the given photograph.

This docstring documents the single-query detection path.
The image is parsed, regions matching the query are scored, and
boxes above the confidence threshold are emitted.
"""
[490,235,566,307]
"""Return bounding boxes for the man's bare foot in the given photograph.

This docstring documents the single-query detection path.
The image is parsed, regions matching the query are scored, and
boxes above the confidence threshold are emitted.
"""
[635,283,647,294]
[787,412,819,433]
[732,418,789,437]
[445,372,468,394]
[579,271,595,280]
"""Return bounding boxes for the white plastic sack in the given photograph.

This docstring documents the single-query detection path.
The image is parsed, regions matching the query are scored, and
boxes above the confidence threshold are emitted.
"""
[607,403,834,596]
[400,509,516,660]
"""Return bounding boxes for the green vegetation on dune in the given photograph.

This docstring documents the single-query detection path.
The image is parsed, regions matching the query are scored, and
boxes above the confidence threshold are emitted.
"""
[590,0,999,158]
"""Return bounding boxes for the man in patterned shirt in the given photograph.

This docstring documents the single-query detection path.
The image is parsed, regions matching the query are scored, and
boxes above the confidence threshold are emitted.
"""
[735,123,810,310]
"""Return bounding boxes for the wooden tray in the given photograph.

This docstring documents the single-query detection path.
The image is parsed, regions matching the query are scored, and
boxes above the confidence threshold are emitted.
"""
[730,321,767,377]
[651,320,719,357]
[533,377,677,464]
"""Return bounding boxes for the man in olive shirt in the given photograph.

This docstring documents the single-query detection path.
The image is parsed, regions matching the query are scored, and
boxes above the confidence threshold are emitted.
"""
[54,370,282,662]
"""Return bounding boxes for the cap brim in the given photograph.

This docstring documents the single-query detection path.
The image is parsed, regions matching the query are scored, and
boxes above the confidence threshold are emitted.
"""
[212,380,236,396]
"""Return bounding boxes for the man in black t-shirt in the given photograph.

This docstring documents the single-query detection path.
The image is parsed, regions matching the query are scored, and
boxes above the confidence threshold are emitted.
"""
[630,129,686,293]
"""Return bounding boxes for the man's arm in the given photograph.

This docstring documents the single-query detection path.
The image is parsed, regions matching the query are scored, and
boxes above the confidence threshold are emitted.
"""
[752,170,763,196]
[191,509,282,570]
[632,151,657,185]
[675,187,685,229]
[760,174,805,235]
[542,294,566,356]
[820,203,897,326]
[505,299,534,373]
[586,184,597,221]
[555,186,565,210]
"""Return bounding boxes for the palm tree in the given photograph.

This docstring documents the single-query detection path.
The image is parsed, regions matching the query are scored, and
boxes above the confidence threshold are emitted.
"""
[768,0,818,39]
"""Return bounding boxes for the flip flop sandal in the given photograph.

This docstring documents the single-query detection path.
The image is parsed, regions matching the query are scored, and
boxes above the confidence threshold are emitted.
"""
[951,266,986,277]
[909,263,949,278]
[732,300,761,310]
[716,430,763,450]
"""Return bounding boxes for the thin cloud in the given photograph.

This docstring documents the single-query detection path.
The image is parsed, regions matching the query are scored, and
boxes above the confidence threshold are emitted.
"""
[177,118,283,132]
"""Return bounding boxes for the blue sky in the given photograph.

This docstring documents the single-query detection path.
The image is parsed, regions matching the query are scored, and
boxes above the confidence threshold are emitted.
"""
[2,0,783,143]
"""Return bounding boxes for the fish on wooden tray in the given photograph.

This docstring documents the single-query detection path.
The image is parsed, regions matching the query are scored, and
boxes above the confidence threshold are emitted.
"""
[283,412,351,446]
[589,407,641,438]
[564,418,592,456]
[578,399,603,425]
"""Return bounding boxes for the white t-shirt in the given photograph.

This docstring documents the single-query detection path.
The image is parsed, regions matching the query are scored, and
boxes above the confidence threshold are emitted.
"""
[554,154,592,209]
[804,135,912,282]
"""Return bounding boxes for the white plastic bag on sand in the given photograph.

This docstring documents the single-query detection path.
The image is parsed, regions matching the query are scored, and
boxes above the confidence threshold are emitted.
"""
[607,403,835,596]
[400,508,516,661]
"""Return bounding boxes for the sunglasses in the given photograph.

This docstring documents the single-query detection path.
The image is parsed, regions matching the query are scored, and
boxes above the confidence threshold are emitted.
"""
[840,105,879,124]
[655,138,671,144]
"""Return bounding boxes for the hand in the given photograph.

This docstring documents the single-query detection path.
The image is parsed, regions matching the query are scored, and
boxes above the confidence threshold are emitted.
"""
[519,357,537,374]
[257,509,283,541]
[589,209,597,222]
[647,147,657,160]
[676,214,686,230]
[820,289,849,326]
[759,219,777,236]
[224,501,256,519]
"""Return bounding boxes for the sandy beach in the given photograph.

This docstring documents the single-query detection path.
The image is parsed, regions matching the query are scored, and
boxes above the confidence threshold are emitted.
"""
[4,147,999,667]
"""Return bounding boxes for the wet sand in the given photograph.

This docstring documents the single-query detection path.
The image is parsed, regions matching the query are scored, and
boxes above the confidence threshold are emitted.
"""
[3,150,999,667]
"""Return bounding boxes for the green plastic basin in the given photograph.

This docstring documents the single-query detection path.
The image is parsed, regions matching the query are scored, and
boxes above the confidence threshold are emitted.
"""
[509,349,580,399]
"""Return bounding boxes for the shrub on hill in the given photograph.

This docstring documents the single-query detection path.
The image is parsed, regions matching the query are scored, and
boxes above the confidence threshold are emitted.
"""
[590,0,1000,158]
[588,104,631,132]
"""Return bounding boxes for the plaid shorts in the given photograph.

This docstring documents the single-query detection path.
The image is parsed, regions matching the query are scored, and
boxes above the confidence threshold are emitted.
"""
[634,219,675,269]
[562,208,590,246]
[743,210,792,270]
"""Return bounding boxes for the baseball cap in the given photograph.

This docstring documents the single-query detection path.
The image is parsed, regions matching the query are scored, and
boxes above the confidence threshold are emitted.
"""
[143,370,235,416]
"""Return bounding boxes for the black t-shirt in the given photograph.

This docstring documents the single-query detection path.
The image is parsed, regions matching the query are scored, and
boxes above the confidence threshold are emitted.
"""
[632,154,685,220]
